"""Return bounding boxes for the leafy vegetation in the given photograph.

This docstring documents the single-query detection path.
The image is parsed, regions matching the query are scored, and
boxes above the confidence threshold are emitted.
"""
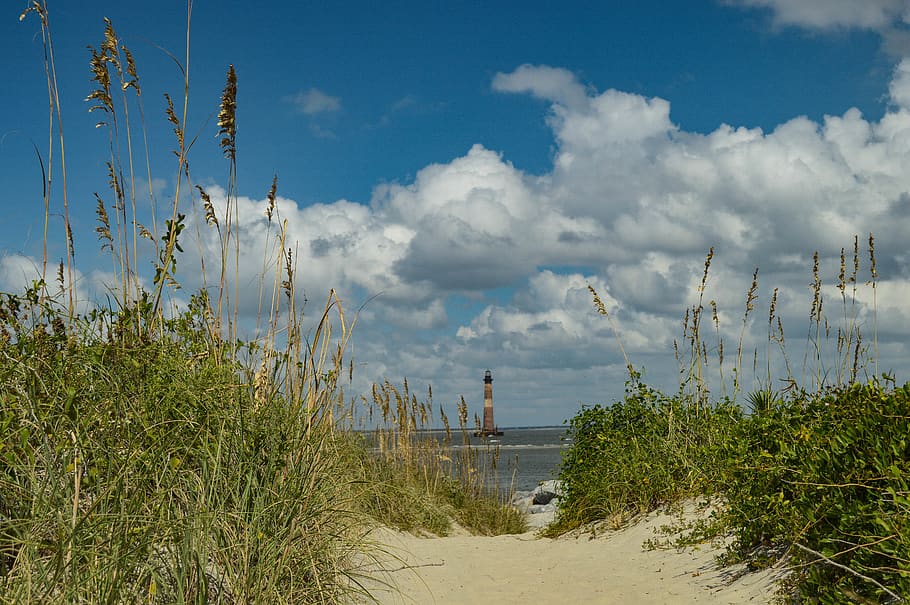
[723,381,910,603]
[548,376,740,534]
[556,240,910,603]
[0,286,368,603]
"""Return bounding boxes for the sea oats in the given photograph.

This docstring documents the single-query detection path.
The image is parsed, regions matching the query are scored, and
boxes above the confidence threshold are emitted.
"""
[218,65,237,161]
[195,184,218,228]
[94,194,112,250]
[266,174,278,223]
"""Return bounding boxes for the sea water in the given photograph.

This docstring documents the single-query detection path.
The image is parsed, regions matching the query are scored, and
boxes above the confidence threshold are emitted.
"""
[447,426,570,492]
[363,425,571,493]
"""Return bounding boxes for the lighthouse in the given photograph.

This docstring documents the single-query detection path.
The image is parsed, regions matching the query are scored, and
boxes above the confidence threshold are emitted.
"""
[475,369,504,437]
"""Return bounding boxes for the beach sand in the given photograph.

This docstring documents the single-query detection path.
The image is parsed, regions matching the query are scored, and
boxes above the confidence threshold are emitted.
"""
[360,505,787,604]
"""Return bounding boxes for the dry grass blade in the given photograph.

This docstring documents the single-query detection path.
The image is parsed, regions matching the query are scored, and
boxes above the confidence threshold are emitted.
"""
[163,93,184,150]
[868,233,878,376]
[86,47,113,121]
[588,284,634,378]
[266,174,277,223]
[121,45,140,93]
[136,222,154,241]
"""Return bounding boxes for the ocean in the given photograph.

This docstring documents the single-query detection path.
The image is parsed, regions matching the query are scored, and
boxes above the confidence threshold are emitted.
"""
[362,425,571,493]
[443,426,570,492]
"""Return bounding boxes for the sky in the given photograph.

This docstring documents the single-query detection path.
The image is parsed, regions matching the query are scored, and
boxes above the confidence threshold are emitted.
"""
[2,0,910,427]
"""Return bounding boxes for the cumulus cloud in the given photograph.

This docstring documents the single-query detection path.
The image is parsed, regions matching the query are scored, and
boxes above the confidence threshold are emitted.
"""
[492,64,590,110]
[728,0,908,31]
[890,58,910,107]
[168,61,910,424]
[728,0,910,58]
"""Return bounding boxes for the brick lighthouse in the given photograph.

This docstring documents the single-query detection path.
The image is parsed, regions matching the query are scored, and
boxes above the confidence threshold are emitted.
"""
[475,369,504,437]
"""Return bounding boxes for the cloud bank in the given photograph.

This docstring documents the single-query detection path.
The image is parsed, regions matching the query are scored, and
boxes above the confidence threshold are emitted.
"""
[153,59,910,425]
[7,55,910,425]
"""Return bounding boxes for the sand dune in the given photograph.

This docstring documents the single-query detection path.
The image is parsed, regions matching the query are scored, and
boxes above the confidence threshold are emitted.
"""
[361,506,788,604]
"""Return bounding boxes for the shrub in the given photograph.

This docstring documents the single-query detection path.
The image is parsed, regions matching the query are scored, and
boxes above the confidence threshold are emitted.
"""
[723,381,910,603]
[550,373,741,534]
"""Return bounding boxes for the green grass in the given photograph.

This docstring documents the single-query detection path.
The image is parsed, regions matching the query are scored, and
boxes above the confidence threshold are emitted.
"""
[345,381,527,537]
[0,291,370,603]
[2,5,526,603]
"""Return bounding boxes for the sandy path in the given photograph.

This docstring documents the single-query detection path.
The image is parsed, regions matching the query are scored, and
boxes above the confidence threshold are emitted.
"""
[360,507,787,604]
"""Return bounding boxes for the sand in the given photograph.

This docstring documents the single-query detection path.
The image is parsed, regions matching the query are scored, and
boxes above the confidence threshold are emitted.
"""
[359,505,788,604]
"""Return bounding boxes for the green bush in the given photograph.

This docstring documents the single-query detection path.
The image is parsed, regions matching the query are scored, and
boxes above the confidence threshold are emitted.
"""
[550,374,741,534]
[723,381,910,603]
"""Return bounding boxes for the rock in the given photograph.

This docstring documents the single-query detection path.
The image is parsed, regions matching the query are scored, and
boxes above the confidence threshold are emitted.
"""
[532,491,555,505]
[530,480,564,505]
[511,490,533,513]
[528,500,559,514]
[511,490,532,505]
[535,480,564,497]
[511,480,564,523]
[513,498,532,514]
[525,509,555,528]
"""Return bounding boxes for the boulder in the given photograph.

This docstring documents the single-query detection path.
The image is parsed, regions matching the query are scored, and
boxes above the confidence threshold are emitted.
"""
[530,480,564,505]
[528,499,559,514]
[511,490,533,513]
[532,491,555,505]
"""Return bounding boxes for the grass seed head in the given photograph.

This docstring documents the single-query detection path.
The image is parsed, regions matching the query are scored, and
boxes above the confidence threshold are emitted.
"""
[218,65,237,161]
[869,232,877,281]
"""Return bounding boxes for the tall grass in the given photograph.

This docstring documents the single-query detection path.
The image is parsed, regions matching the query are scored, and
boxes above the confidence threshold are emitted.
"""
[3,5,524,602]
[556,238,909,602]
[341,381,526,536]
[3,5,362,603]
[0,291,367,603]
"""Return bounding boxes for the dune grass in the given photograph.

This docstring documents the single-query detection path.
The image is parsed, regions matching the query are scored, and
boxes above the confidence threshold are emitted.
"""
[2,4,523,603]
[342,380,526,537]
[554,239,910,603]
[0,285,371,603]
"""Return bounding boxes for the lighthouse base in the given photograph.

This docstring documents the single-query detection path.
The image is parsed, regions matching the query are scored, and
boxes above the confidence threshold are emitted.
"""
[474,429,504,437]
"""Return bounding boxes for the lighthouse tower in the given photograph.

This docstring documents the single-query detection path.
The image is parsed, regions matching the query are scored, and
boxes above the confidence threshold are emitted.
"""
[475,369,504,437]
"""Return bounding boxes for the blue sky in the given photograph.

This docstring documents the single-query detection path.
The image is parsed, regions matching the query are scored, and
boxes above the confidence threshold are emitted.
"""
[3,1,910,426]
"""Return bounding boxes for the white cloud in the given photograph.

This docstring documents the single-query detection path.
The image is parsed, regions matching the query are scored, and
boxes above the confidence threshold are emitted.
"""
[129,62,910,424]
[890,59,910,107]
[0,254,43,294]
[729,0,908,31]
[289,88,342,115]
[492,64,590,110]
[728,0,910,58]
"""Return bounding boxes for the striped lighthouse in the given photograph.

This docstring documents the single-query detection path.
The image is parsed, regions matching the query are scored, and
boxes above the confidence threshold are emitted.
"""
[475,369,504,437]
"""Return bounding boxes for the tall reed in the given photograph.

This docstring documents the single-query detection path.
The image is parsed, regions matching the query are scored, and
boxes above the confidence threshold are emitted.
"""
[344,381,525,536]
[3,5,376,602]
